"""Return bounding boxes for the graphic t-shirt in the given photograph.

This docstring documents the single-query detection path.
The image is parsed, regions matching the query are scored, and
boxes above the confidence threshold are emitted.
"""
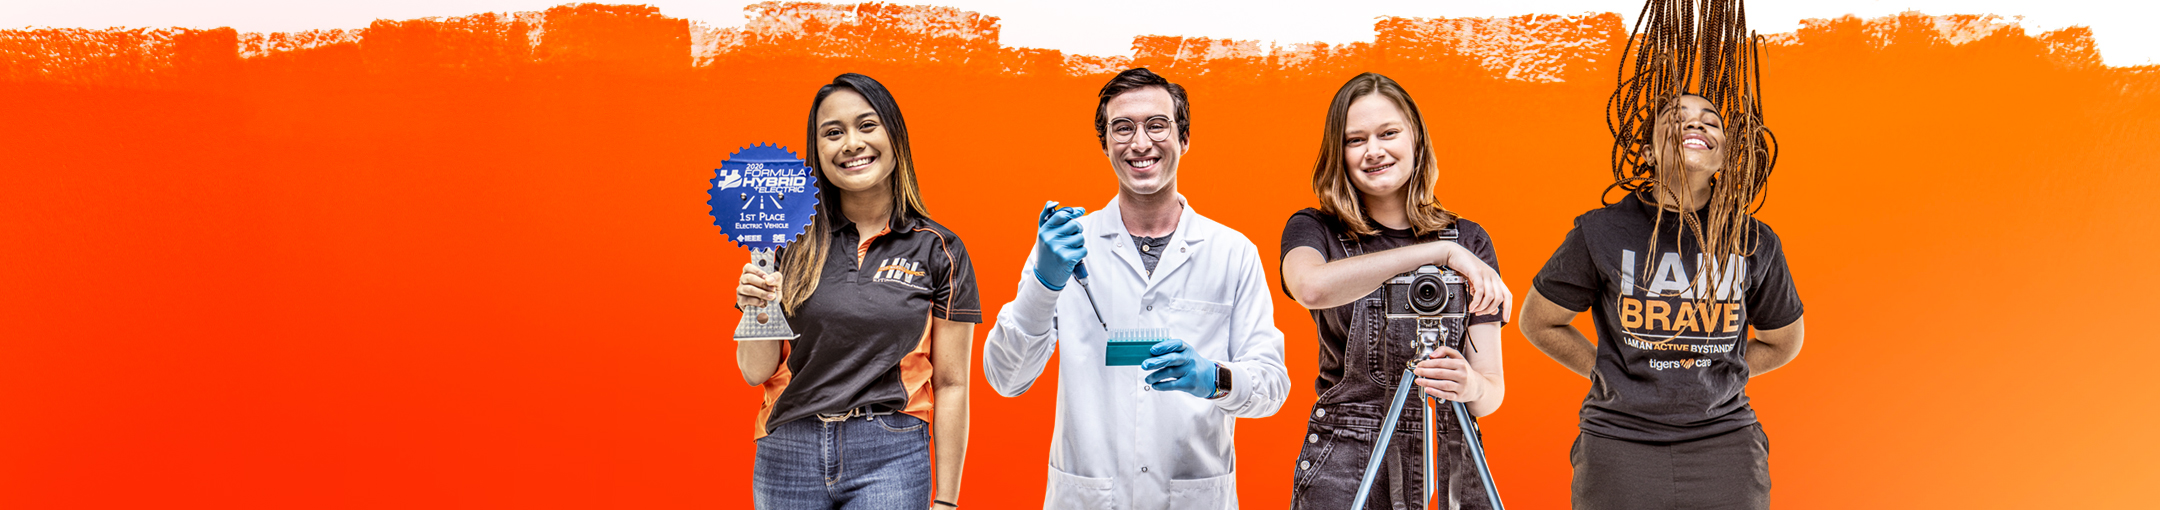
[1279,208,1505,396]
[1532,193,1803,443]
[756,215,981,436]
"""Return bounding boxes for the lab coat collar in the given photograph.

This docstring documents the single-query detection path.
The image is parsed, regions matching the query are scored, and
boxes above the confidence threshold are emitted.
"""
[1091,194,1207,288]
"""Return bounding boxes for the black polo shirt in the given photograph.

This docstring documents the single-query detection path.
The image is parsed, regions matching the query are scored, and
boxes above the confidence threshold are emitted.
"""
[761,214,981,433]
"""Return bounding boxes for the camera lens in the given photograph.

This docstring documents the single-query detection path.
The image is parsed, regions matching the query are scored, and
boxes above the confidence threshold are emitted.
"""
[1410,274,1448,315]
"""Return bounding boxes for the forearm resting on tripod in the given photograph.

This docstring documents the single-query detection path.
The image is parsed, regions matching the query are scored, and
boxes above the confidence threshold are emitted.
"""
[1520,289,1595,378]
[1746,316,1804,377]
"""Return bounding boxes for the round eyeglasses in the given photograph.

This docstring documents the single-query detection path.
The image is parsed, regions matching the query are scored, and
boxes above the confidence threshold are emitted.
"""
[1109,115,1175,144]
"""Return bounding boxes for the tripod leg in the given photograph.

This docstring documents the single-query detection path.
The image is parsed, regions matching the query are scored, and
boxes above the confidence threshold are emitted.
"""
[1425,396,1437,510]
[1350,369,1418,510]
[1451,400,1505,510]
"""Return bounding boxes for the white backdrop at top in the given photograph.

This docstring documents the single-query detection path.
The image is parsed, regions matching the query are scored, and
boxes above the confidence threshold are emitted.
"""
[3,1,2153,66]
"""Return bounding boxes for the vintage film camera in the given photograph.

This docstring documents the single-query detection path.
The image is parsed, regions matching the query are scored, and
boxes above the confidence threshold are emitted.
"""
[1375,224,1466,356]
[1382,264,1469,359]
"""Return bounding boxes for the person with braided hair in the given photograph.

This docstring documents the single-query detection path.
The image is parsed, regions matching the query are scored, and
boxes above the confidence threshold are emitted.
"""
[1518,1,1806,508]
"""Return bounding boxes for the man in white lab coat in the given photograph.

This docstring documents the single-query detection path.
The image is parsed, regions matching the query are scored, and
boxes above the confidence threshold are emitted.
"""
[982,67,1290,510]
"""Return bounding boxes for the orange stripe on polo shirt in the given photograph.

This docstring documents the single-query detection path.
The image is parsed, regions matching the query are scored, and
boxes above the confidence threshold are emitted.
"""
[914,226,976,317]
[896,307,939,431]
[855,226,891,268]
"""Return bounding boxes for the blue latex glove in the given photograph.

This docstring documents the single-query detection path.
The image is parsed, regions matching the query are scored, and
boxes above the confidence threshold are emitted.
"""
[1032,201,1087,291]
[1140,339,1220,399]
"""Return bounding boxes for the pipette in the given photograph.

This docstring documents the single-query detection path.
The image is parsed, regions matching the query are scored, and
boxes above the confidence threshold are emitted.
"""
[1042,205,1108,330]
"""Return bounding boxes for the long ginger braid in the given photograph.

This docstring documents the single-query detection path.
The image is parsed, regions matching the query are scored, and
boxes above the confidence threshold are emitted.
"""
[1606,0,1780,325]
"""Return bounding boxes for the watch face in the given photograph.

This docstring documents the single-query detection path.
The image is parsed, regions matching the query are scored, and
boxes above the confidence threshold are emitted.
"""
[1213,364,1233,398]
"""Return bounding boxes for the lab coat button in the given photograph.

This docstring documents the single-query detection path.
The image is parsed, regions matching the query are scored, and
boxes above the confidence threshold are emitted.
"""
[1140,467,1149,473]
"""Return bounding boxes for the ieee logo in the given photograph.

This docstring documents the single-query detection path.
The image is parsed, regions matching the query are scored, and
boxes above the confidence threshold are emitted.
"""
[871,257,927,290]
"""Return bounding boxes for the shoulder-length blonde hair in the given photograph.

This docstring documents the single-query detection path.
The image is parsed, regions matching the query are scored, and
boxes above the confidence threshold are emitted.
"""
[1310,72,1458,237]
[778,73,932,313]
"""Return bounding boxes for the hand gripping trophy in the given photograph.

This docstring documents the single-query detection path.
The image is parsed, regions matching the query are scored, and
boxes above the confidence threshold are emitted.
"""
[708,144,820,341]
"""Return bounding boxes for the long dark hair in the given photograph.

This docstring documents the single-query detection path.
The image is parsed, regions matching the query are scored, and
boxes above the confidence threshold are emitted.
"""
[779,73,931,312]
[1607,0,1778,328]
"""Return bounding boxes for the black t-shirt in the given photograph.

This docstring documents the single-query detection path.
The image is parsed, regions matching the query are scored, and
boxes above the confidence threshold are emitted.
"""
[1532,193,1803,443]
[762,215,981,432]
[1279,208,1504,396]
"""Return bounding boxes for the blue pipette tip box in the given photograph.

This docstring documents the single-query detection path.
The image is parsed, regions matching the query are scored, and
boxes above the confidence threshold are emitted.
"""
[1106,329,1171,366]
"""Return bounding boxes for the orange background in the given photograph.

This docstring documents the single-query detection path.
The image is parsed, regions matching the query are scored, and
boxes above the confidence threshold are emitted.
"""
[3,3,2156,508]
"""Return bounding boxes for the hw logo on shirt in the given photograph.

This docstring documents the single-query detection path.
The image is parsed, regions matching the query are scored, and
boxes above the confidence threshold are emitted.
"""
[872,257,927,290]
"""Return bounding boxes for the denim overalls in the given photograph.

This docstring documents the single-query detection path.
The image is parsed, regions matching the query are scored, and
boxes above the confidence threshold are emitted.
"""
[1289,228,1495,510]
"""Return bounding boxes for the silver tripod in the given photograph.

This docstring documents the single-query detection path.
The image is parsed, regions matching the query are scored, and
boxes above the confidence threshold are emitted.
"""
[1347,317,1504,510]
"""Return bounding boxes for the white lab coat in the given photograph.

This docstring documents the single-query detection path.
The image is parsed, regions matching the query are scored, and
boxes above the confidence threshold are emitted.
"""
[984,195,1289,510]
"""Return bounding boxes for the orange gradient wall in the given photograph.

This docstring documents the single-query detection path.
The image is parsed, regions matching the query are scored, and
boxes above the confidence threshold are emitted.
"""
[3,3,2155,509]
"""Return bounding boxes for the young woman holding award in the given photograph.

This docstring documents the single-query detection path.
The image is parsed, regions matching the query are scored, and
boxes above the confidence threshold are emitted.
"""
[734,73,981,510]
[1278,72,1513,510]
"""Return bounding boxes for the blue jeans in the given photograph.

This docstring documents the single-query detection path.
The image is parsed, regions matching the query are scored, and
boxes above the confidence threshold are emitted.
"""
[754,412,932,510]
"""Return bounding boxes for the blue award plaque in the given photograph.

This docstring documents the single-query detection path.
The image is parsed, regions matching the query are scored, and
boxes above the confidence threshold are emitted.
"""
[709,144,820,341]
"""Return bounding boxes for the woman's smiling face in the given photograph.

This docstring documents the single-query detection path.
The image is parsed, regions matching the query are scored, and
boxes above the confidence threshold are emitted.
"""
[1653,94,1726,177]
[814,88,895,194]
[1341,92,1419,200]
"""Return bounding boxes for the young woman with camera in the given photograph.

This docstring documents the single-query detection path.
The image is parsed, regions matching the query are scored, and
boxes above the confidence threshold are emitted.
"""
[1278,72,1512,510]
[735,73,980,510]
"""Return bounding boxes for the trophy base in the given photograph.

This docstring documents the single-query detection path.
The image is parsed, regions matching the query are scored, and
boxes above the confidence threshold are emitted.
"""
[734,309,798,341]
[734,247,799,342]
